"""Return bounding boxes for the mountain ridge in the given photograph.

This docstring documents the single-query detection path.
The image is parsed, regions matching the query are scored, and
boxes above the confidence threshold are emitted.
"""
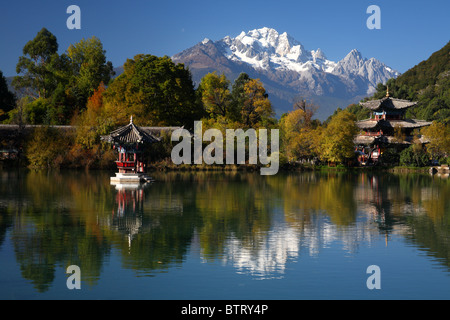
[172,27,399,120]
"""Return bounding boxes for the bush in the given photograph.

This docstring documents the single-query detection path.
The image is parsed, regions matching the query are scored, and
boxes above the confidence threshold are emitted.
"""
[26,126,71,168]
[379,148,400,166]
[399,145,429,167]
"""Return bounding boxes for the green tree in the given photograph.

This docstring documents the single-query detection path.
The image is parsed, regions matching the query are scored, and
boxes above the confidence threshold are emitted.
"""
[379,147,400,165]
[0,70,16,121]
[47,82,73,124]
[12,28,63,99]
[346,103,371,121]
[229,72,251,122]
[66,36,115,110]
[23,97,49,124]
[105,54,203,128]
[399,144,429,167]
[11,30,114,124]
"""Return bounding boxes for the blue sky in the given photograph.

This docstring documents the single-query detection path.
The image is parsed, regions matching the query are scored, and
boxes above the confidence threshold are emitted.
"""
[0,0,449,76]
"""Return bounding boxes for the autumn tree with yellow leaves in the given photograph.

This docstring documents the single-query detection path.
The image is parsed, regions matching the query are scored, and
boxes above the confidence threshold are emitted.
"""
[318,110,358,164]
[240,78,275,128]
[421,121,450,163]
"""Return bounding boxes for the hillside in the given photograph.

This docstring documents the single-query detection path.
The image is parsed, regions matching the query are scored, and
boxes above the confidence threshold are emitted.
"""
[368,41,450,123]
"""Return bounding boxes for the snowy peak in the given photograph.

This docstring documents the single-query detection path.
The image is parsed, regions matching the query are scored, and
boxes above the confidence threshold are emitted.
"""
[175,27,399,87]
[331,48,400,94]
[237,27,300,52]
[202,38,212,45]
[211,27,398,85]
[346,49,364,60]
[312,48,327,62]
[171,27,400,119]
[224,27,313,66]
[333,49,365,74]
[222,27,315,70]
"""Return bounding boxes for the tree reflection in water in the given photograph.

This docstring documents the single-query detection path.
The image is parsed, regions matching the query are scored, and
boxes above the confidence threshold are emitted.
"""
[0,169,448,292]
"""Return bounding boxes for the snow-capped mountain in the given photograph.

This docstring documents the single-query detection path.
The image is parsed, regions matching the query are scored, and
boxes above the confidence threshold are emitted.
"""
[222,28,335,73]
[172,27,399,119]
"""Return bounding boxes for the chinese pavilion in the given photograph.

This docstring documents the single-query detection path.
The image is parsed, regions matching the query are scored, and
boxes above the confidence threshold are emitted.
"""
[101,116,160,183]
[354,89,432,165]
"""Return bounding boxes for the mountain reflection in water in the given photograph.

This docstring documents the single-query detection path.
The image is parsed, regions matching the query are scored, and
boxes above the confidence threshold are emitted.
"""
[0,169,448,295]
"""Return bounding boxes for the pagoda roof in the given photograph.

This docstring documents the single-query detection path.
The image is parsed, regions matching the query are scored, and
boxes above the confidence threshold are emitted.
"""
[360,96,417,111]
[354,134,430,145]
[101,117,161,145]
[356,119,432,130]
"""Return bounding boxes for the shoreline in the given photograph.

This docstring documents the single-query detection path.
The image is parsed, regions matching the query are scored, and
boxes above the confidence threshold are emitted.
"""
[2,159,444,176]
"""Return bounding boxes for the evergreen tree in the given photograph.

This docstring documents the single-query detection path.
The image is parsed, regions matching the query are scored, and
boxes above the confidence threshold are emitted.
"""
[10,29,115,124]
[66,36,115,110]
[229,73,251,122]
[345,103,371,120]
[104,54,202,128]
[12,28,63,99]
[0,70,16,121]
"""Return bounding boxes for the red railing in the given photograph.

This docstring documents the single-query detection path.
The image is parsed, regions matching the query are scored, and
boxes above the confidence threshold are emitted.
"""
[115,161,135,168]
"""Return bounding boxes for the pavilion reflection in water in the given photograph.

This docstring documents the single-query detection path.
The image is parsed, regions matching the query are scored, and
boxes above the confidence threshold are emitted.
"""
[110,183,146,248]
[355,174,428,245]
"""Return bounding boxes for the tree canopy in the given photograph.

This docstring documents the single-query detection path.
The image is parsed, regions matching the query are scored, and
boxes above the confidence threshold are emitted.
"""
[240,78,275,128]
[104,54,203,129]
[9,29,115,125]
[319,110,358,163]
[66,36,115,110]
[0,70,16,121]
[12,28,62,99]
[198,72,232,119]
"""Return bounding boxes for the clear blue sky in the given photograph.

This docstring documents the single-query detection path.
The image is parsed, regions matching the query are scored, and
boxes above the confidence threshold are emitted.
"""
[1,0,449,76]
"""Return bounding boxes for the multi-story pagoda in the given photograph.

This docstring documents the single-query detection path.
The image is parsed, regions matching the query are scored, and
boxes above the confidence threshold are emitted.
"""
[101,116,160,183]
[355,89,432,165]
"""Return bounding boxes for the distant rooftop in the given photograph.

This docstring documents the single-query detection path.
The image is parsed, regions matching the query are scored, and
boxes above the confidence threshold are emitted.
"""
[360,96,417,111]
[101,116,161,145]
[357,119,432,130]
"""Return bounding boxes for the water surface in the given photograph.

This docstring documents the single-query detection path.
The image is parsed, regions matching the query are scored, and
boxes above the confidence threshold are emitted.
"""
[0,169,449,299]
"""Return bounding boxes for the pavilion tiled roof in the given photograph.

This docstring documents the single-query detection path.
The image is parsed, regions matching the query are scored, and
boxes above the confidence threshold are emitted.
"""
[354,134,430,145]
[360,96,417,111]
[101,116,161,145]
[356,119,379,130]
[356,119,432,130]
[354,135,376,145]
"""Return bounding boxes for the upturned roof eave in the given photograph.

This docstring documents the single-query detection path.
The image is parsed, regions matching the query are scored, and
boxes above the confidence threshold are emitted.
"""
[356,119,432,130]
[101,121,161,145]
[360,97,418,111]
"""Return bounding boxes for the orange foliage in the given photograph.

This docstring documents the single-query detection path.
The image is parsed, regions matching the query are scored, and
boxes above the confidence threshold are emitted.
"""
[87,82,106,112]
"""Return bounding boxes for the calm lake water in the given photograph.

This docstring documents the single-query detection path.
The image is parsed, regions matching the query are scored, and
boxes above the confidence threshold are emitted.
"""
[0,169,449,300]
